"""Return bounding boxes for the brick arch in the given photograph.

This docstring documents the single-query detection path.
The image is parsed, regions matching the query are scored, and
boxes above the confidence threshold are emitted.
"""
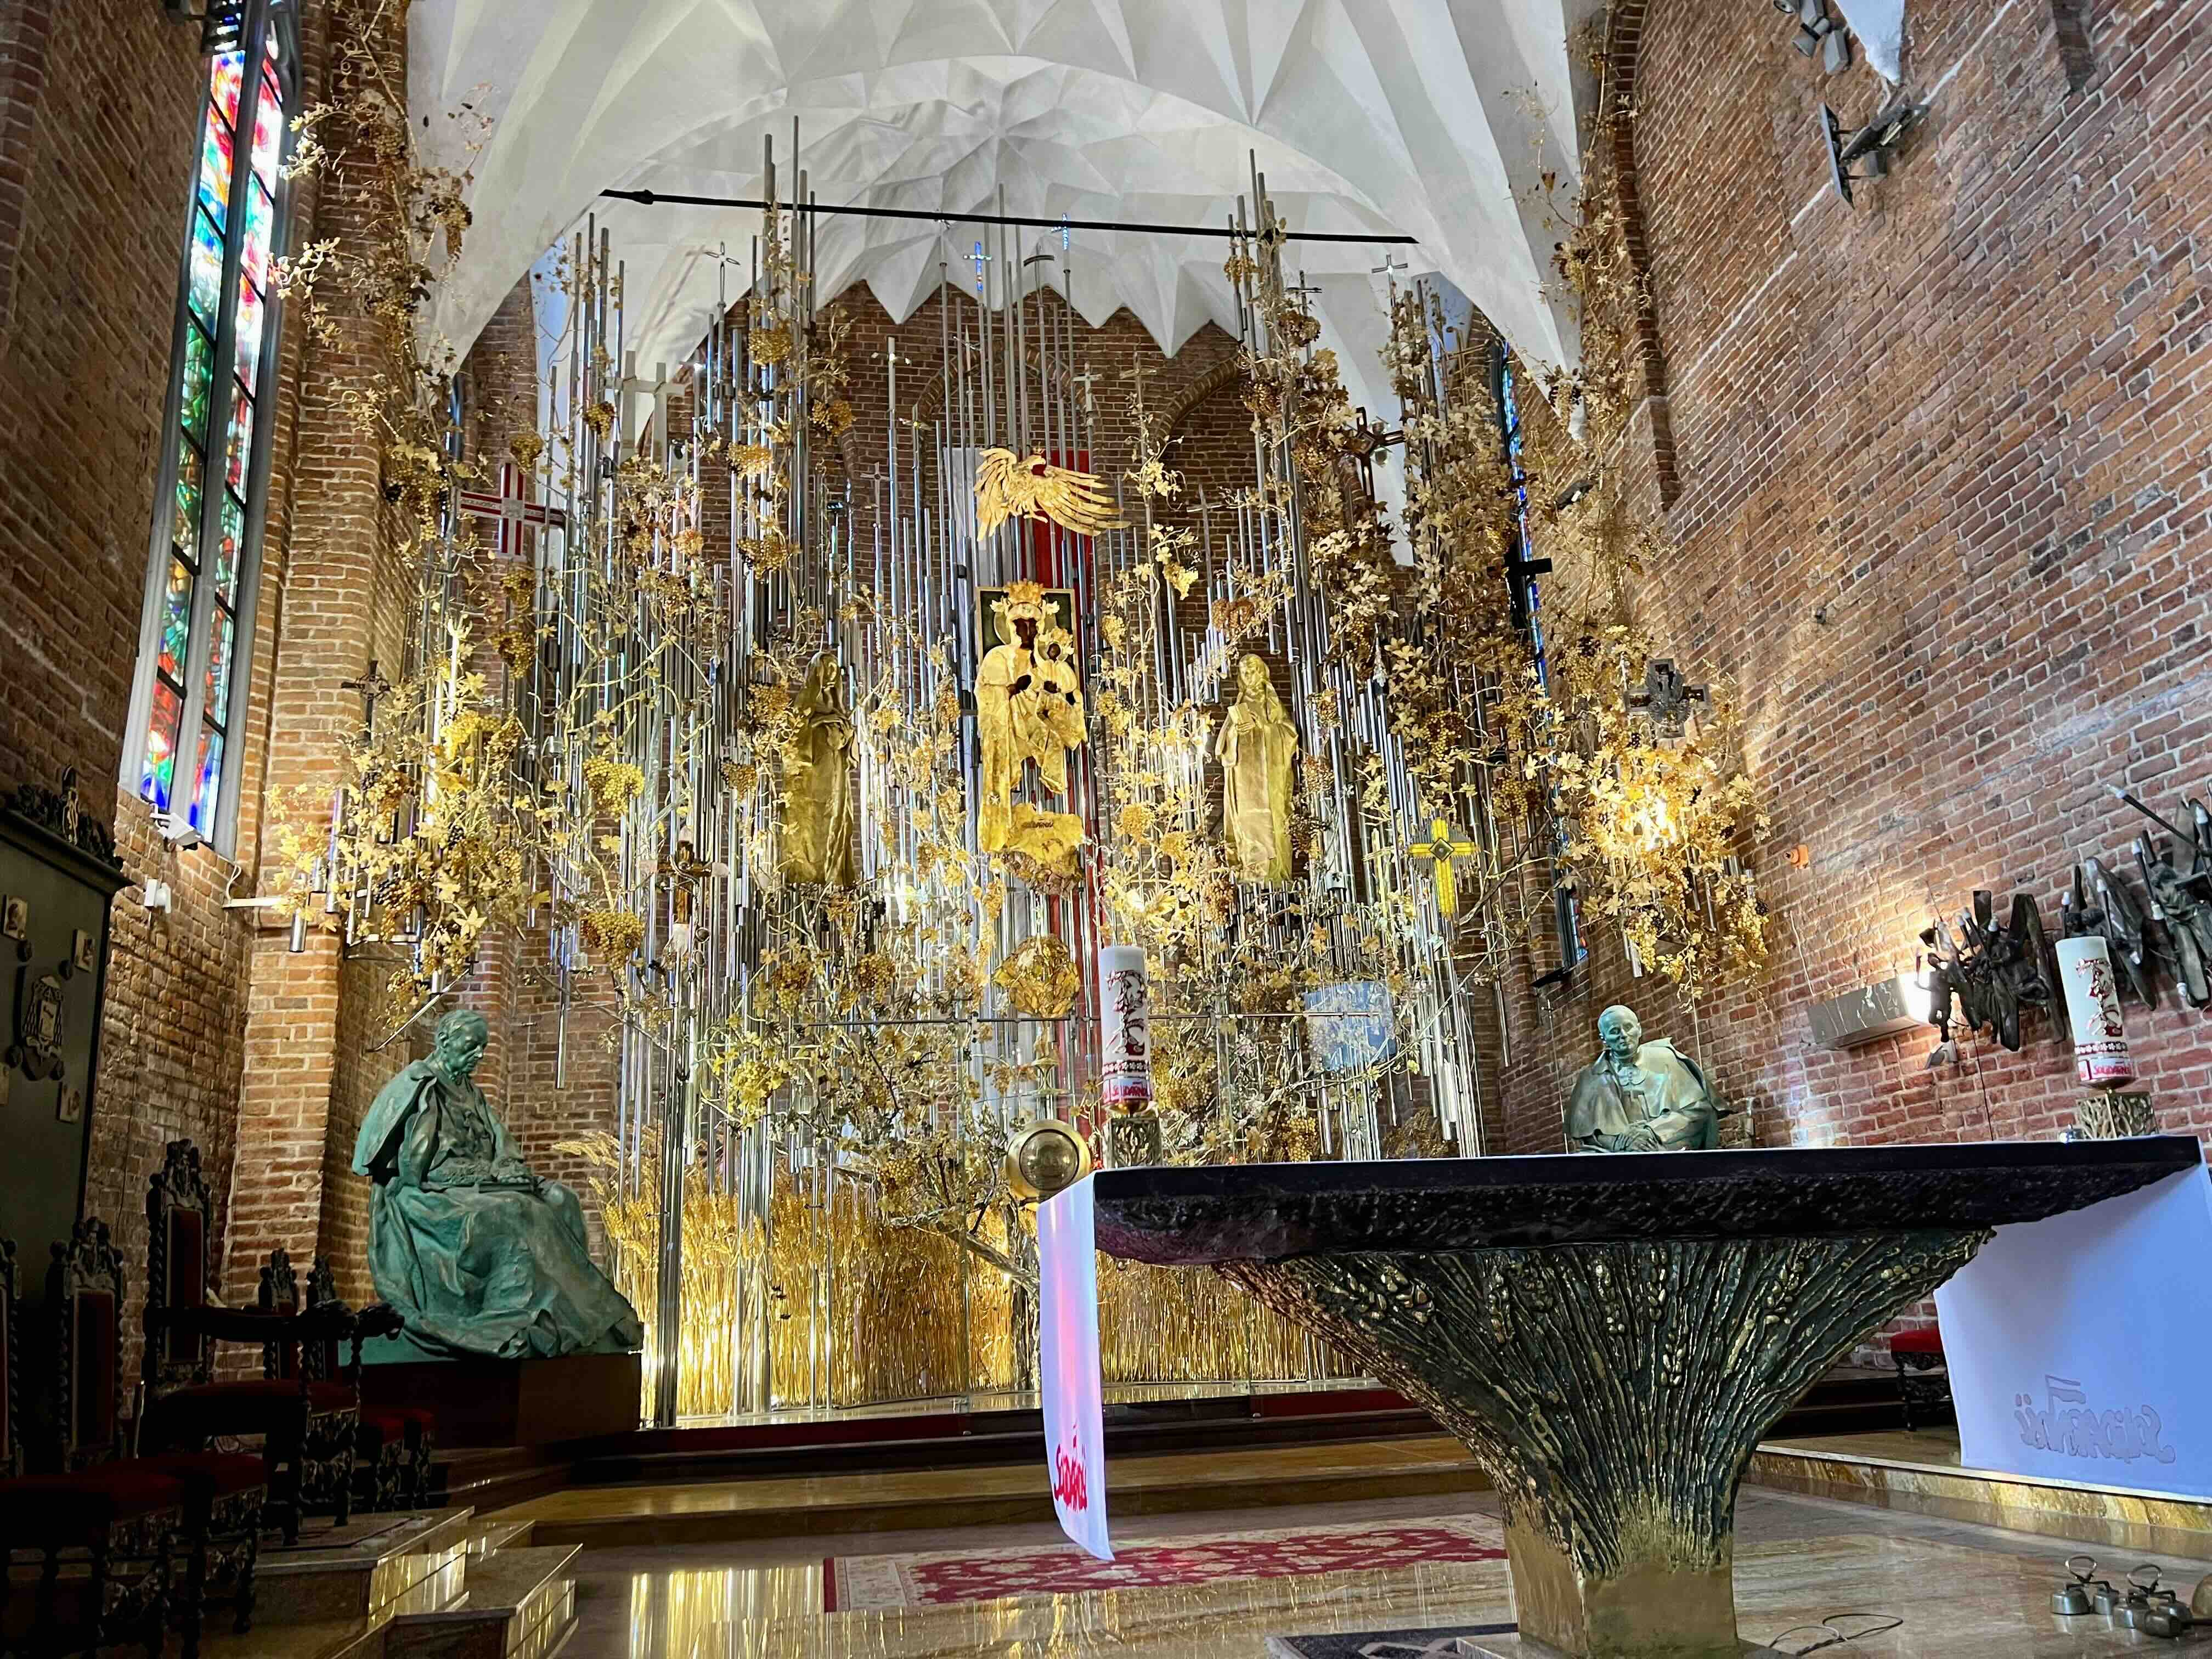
[904,341,1078,435]
[1158,356,1249,441]
[1600,0,1680,506]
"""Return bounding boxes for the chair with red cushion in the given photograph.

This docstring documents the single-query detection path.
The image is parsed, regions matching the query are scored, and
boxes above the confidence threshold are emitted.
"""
[0,1223,179,1659]
[300,1256,428,1511]
[136,1141,355,1544]
[258,1252,419,1512]
[1888,1324,1953,1431]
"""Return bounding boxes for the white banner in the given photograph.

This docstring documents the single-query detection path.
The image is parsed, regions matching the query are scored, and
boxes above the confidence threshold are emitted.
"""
[1037,1174,1113,1560]
[1936,1159,2212,1496]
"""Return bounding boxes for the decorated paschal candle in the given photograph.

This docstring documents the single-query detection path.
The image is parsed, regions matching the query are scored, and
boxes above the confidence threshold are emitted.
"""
[2056,934,2136,1087]
[1098,945,1152,1110]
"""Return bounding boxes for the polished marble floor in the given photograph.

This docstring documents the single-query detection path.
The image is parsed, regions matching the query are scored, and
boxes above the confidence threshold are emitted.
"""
[556,1482,2212,1657]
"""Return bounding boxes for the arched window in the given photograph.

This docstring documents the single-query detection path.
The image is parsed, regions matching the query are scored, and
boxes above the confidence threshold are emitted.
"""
[122,1,297,850]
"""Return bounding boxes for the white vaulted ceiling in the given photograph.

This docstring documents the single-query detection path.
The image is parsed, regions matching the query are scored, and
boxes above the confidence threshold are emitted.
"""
[411,0,1600,382]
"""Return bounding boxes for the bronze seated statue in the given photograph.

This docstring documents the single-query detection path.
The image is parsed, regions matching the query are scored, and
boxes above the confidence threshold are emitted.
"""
[351,1009,641,1360]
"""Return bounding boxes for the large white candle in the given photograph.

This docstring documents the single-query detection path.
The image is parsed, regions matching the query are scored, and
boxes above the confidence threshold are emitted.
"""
[2056,934,2135,1087]
[1098,945,1152,1110]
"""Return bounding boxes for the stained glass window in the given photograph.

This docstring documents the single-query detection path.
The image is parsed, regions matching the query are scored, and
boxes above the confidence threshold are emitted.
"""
[1497,351,1585,973]
[125,0,295,844]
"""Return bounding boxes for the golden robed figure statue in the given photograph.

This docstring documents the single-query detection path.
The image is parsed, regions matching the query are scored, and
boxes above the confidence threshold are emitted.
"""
[976,581,1085,869]
[1216,654,1298,884]
[1565,1003,1722,1153]
[781,651,857,887]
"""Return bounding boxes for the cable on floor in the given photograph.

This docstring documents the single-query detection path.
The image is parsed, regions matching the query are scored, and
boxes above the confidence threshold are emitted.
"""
[1765,1611,1905,1653]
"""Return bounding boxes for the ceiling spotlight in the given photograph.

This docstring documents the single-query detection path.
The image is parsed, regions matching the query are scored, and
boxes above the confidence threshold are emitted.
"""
[1779,0,1852,74]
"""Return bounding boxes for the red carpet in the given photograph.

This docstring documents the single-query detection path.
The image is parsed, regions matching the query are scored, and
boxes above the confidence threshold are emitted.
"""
[826,1515,1506,1610]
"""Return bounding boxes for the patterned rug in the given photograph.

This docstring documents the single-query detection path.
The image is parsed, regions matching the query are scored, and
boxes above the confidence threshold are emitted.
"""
[826,1515,1508,1611]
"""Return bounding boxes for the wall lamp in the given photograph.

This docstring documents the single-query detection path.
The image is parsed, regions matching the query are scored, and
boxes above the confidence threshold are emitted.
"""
[1819,98,1925,206]
[161,0,246,54]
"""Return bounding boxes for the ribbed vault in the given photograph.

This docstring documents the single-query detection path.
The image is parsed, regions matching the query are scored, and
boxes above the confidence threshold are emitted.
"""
[411,0,1603,379]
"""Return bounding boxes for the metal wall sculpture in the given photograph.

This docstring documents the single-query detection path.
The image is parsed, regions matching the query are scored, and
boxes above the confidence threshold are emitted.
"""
[284,138,1707,1421]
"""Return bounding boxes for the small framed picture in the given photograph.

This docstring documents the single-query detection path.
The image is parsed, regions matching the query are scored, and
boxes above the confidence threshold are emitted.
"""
[71,929,96,973]
[56,1084,82,1124]
[0,894,26,941]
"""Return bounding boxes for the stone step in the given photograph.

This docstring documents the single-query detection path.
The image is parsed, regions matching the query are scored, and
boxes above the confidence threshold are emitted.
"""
[509,1434,1491,1548]
[383,1544,581,1659]
[190,1531,471,1659]
[464,1516,538,1555]
[253,1506,476,1626]
[428,1446,571,1515]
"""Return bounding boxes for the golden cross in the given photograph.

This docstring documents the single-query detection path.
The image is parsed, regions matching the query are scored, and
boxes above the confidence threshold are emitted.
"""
[1408,819,1478,918]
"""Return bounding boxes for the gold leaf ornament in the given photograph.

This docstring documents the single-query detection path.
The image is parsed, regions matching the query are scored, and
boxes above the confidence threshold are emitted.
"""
[974,448,1127,539]
[994,933,1082,1019]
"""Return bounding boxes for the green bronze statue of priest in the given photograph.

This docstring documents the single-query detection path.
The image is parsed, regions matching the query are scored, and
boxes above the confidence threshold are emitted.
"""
[352,1009,642,1359]
[1564,1003,1722,1153]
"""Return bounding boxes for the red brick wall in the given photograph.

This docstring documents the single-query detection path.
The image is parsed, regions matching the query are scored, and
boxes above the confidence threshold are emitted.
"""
[1492,0,2212,1163]
[0,0,201,812]
[0,0,266,1358]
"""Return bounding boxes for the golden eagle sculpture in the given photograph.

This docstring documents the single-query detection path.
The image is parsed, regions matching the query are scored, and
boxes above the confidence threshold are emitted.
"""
[973,448,1127,539]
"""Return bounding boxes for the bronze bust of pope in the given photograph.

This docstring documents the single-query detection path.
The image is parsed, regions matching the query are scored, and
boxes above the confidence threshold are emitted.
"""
[1564,1004,1721,1153]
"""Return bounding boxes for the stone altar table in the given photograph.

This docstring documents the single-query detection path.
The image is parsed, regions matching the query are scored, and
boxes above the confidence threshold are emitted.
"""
[1091,1138,2202,1659]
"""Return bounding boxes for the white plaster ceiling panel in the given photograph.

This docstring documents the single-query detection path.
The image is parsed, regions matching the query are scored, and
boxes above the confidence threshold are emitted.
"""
[413,1,1598,378]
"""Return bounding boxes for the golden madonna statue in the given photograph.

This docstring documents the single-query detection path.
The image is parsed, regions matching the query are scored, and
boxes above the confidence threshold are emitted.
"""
[1023,623,1086,792]
[781,651,856,887]
[1217,653,1298,884]
[977,582,1085,870]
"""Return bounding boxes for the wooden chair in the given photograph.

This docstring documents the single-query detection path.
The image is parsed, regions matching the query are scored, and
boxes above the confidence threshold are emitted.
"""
[259,1253,424,1511]
[0,1223,178,1658]
[1889,1325,1953,1431]
[306,1257,427,1510]
[136,1141,355,1542]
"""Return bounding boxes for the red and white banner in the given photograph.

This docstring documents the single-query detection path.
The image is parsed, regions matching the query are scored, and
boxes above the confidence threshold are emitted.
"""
[1037,1173,1113,1560]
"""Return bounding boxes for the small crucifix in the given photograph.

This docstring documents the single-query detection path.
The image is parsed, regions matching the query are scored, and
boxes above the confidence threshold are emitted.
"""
[340,658,394,736]
[970,240,992,298]
[1370,251,1409,287]
[455,462,568,562]
[1503,540,1553,634]
[1121,360,1159,419]
[1071,362,1102,417]
[1407,818,1479,918]
[618,353,677,458]
[1625,658,1710,741]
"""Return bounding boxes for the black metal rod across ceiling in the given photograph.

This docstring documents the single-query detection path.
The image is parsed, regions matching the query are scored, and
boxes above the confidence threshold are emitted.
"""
[597,188,1420,246]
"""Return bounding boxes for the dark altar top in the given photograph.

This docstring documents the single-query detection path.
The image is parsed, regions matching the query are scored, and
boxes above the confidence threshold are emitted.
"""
[1091,1137,2204,1265]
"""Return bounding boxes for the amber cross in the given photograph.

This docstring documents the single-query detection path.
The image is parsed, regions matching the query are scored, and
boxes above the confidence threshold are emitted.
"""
[1407,819,1477,918]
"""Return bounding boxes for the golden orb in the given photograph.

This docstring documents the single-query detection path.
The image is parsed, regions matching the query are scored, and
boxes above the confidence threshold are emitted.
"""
[1003,1118,1093,1202]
